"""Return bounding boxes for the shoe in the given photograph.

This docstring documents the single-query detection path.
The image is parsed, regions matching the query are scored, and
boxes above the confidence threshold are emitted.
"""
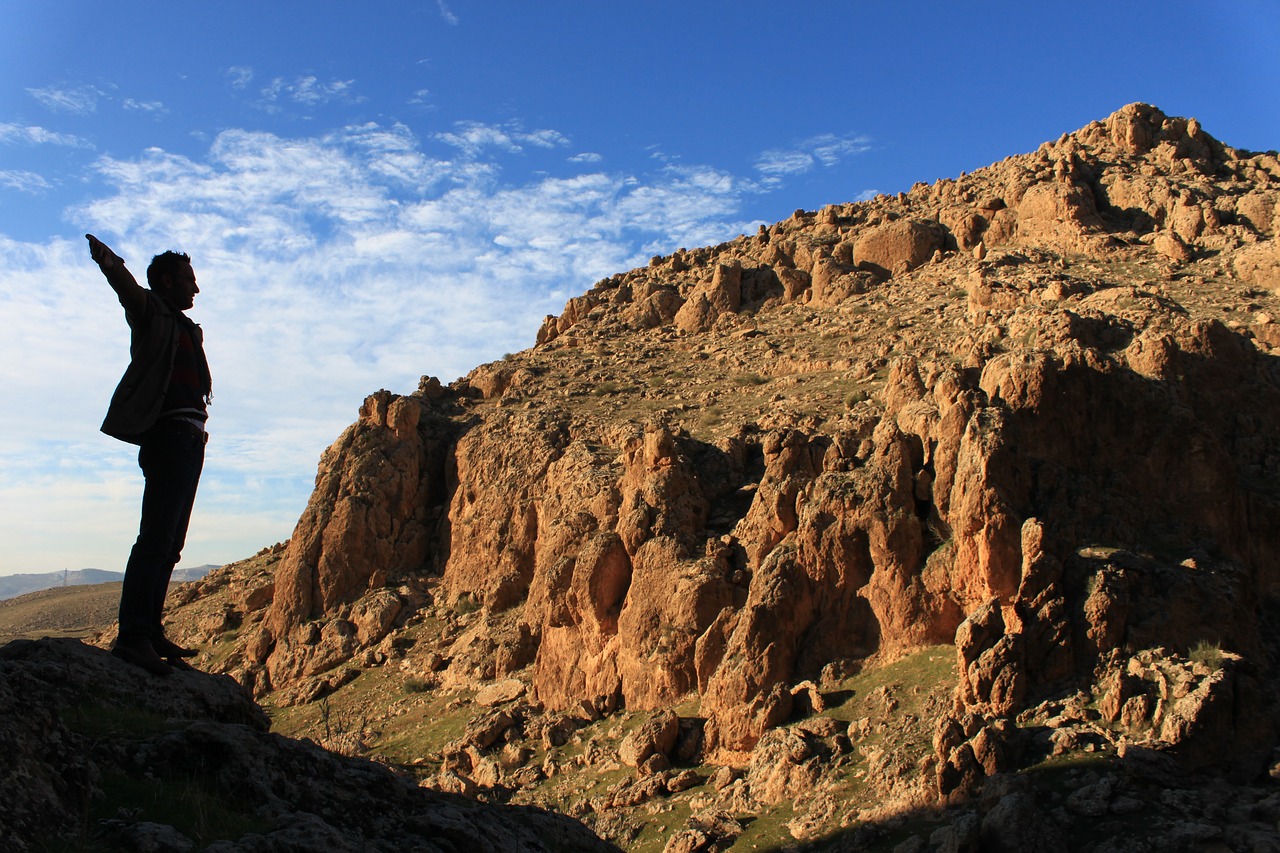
[111,638,172,677]
[166,656,197,672]
[152,635,198,658]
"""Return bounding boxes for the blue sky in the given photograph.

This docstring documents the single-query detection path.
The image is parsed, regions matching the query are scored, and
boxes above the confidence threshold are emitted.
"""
[2,1,1278,575]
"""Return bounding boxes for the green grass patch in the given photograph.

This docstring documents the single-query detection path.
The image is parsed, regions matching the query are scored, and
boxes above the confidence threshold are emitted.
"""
[62,703,177,740]
[90,770,270,848]
[629,798,698,853]
[822,646,955,724]
[733,801,797,851]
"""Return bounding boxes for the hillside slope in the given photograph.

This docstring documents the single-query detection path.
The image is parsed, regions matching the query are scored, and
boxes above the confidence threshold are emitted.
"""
[152,103,1280,850]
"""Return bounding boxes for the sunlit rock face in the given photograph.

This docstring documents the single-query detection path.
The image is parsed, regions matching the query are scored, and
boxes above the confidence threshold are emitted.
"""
[207,104,1279,777]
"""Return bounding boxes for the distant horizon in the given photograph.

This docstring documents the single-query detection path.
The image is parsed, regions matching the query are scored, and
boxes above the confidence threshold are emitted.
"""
[1,563,222,577]
[0,564,217,598]
[3,1,1278,575]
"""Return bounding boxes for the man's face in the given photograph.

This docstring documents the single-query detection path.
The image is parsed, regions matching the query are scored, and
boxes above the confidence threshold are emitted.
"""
[163,263,199,310]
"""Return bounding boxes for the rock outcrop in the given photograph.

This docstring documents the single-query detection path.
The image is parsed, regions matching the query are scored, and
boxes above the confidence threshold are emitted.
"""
[0,637,615,852]
[161,103,1280,848]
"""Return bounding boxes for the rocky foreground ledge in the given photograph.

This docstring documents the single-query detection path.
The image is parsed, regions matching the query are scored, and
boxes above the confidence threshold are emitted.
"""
[0,637,617,853]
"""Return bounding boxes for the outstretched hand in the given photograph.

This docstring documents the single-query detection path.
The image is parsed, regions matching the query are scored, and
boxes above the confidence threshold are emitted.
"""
[85,233,117,269]
[87,233,144,310]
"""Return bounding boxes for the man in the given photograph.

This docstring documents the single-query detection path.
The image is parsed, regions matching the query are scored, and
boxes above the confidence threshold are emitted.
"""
[87,233,211,676]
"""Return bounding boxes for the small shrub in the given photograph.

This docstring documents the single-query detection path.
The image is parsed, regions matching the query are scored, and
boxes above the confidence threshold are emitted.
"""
[697,406,723,430]
[844,389,869,408]
[1189,639,1223,669]
[403,677,432,694]
[452,593,481,616]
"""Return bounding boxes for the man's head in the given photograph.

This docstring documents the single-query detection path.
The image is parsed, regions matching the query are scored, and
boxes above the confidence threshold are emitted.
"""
[147,251,198,310]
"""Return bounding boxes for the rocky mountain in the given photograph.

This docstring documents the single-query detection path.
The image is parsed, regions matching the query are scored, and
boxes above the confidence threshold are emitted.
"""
[47,103,1280,850]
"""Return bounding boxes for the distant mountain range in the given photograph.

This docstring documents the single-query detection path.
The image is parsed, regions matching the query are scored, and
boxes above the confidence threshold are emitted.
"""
[0,566,217,601]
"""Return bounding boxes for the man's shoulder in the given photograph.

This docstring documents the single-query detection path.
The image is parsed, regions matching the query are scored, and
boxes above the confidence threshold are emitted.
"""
[126,289,172,323]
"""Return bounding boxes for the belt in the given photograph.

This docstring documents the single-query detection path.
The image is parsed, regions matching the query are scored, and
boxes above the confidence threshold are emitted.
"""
[157,417,209,442]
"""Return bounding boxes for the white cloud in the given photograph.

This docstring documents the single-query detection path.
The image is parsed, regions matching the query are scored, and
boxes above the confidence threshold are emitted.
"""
[435,122,524,156]
[123,98,167,116]
[0,117,830,574]
[754,132,872,183]
[0,122,93,148]
[521,129,570,149]
[569,152,604,164]
[27,83,105,114]
[260,75,363,108]
[227,66,255,88]
[436,0,459,25]
[755,149,815,179]
[0,170,52,193]
[435,121,570,158]
[806,133,872,165]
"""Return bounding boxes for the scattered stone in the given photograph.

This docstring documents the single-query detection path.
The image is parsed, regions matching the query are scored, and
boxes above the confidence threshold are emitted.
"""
[476,678,526,706]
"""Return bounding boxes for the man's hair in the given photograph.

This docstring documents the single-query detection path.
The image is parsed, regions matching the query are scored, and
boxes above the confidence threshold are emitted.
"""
[146,251,192,290]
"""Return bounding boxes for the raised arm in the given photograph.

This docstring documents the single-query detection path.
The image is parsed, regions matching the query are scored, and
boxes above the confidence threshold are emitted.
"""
[86,233,147,317]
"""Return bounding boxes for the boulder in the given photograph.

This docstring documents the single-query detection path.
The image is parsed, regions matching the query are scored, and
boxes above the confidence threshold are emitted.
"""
[852,219,946,276]
[618,710,680,767]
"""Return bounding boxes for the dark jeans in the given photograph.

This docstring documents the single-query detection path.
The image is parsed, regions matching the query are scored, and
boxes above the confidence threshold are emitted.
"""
[118,420,206,640]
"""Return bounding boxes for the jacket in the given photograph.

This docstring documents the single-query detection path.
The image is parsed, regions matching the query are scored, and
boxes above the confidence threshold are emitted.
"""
[101,289,209,444]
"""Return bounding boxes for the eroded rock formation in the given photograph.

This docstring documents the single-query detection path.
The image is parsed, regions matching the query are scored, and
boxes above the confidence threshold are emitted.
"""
[199,104,1279,797]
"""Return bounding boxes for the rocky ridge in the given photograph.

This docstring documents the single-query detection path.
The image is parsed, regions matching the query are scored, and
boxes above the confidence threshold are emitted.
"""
[117,104,1280,850]
[0,637,615,852]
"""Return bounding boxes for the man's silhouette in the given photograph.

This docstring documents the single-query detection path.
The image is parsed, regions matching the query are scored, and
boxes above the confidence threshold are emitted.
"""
[87,234,211,676]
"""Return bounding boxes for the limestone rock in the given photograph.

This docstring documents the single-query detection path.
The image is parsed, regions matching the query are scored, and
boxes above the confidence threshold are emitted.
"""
[265,390,450,686]
[1232,241,1280,291]
[743,727,823,805]
[618,710,680,767]
[674,263,742,333]
[852,218,947,276]
[476,678,527,706]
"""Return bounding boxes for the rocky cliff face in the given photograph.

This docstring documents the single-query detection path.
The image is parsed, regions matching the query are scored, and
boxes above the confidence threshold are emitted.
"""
[167,104,1280,846]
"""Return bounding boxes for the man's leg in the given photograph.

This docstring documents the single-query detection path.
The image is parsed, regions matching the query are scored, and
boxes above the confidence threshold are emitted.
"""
[116,424,204,673]
[151,431,204,657]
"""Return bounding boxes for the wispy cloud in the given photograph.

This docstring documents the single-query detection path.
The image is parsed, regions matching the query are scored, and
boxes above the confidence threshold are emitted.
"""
[260,75,363,109]
[227,66,255,89]
[0,170,52,193]
[436,0,459,25]
[123,98,168,116]
[755,149,815,179]
[0,122,93,148]
[754,132,872,183]
[807,133,873,165]
[26,84,105,115]
[435,121,570,157]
